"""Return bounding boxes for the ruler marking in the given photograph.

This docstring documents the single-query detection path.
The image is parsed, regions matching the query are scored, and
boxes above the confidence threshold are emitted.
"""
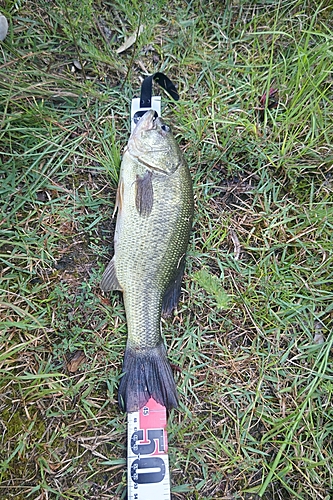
[127,398,170,499]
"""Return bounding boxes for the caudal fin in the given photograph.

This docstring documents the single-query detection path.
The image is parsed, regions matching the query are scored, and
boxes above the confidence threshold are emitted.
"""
[118,342,178,412]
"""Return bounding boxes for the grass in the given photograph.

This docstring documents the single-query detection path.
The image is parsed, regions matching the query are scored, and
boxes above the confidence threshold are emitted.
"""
[1,0,333,498]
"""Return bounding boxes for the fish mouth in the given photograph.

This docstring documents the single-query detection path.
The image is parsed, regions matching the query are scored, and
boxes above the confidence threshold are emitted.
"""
[127,110,158,156]
[127,110,167,167]
[133,109,157,134]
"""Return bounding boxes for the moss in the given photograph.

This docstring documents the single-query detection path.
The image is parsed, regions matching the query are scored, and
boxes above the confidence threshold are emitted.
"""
[1,407,46,481]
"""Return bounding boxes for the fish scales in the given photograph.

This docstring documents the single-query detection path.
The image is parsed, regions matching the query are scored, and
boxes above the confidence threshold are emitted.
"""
[101,110,193,412]
[118,157,192,347]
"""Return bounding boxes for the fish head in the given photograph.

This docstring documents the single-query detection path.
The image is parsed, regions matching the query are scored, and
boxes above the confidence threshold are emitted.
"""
[126,110,183,175]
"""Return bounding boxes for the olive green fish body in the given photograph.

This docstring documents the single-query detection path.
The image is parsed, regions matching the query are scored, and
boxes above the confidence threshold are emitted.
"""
[101,111,193,412]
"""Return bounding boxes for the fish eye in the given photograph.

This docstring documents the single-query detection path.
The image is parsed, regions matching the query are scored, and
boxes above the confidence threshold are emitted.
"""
[161,124,170,132]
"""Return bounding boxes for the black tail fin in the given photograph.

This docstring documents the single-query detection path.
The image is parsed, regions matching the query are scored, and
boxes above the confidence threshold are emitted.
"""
[118,342,178,412]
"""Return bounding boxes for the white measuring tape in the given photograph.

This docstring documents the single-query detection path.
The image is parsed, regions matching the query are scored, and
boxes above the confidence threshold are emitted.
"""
[130,95,161,133]
[127,397,171,499]
[127,93,171,500]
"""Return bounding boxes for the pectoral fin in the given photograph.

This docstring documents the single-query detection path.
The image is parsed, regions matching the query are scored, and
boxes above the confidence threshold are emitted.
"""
[135,170,153,216]
[162,255,186,317]
[100,258,122,292]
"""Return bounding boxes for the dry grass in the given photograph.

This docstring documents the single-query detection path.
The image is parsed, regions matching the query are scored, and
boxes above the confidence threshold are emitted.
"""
[1,0,333,499]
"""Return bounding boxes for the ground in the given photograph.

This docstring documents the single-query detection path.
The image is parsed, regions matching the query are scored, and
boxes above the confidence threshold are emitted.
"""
[0,0,333,499]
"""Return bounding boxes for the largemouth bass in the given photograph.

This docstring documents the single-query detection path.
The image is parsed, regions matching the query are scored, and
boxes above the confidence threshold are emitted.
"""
[101,110,193,412]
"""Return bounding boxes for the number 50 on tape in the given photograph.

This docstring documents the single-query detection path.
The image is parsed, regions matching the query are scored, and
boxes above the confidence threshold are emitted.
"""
[127,398,171,500]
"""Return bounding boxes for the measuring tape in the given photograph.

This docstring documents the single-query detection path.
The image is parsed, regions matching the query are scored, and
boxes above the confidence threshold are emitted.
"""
[127,398,170,499]
[126,73,179,500]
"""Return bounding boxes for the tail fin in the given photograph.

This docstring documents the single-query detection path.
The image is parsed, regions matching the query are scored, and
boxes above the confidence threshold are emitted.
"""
[118,342,178,412]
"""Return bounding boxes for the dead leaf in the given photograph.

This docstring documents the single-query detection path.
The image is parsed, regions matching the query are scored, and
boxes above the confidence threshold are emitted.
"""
[259,88,278,109]
[66,350,86,373]
[0,14,8,41]
[73,60,82,70]
[313,321,325,344]
[229,228,241,260]
[258,87,279,121]
[116,25,144,54]
[313,333,324,344]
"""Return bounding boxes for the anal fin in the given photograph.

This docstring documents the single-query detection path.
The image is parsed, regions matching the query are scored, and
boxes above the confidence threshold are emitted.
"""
[162,255,186,317]
[101,257,122,292]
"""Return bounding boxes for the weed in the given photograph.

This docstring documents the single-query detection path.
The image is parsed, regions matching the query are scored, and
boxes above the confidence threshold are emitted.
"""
[1,0,333,499]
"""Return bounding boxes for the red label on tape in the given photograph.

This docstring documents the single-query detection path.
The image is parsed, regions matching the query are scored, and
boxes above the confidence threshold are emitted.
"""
[127,398,171,499]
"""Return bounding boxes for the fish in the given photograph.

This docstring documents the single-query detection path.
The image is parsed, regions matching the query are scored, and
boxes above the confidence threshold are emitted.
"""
[101,110,193,412]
